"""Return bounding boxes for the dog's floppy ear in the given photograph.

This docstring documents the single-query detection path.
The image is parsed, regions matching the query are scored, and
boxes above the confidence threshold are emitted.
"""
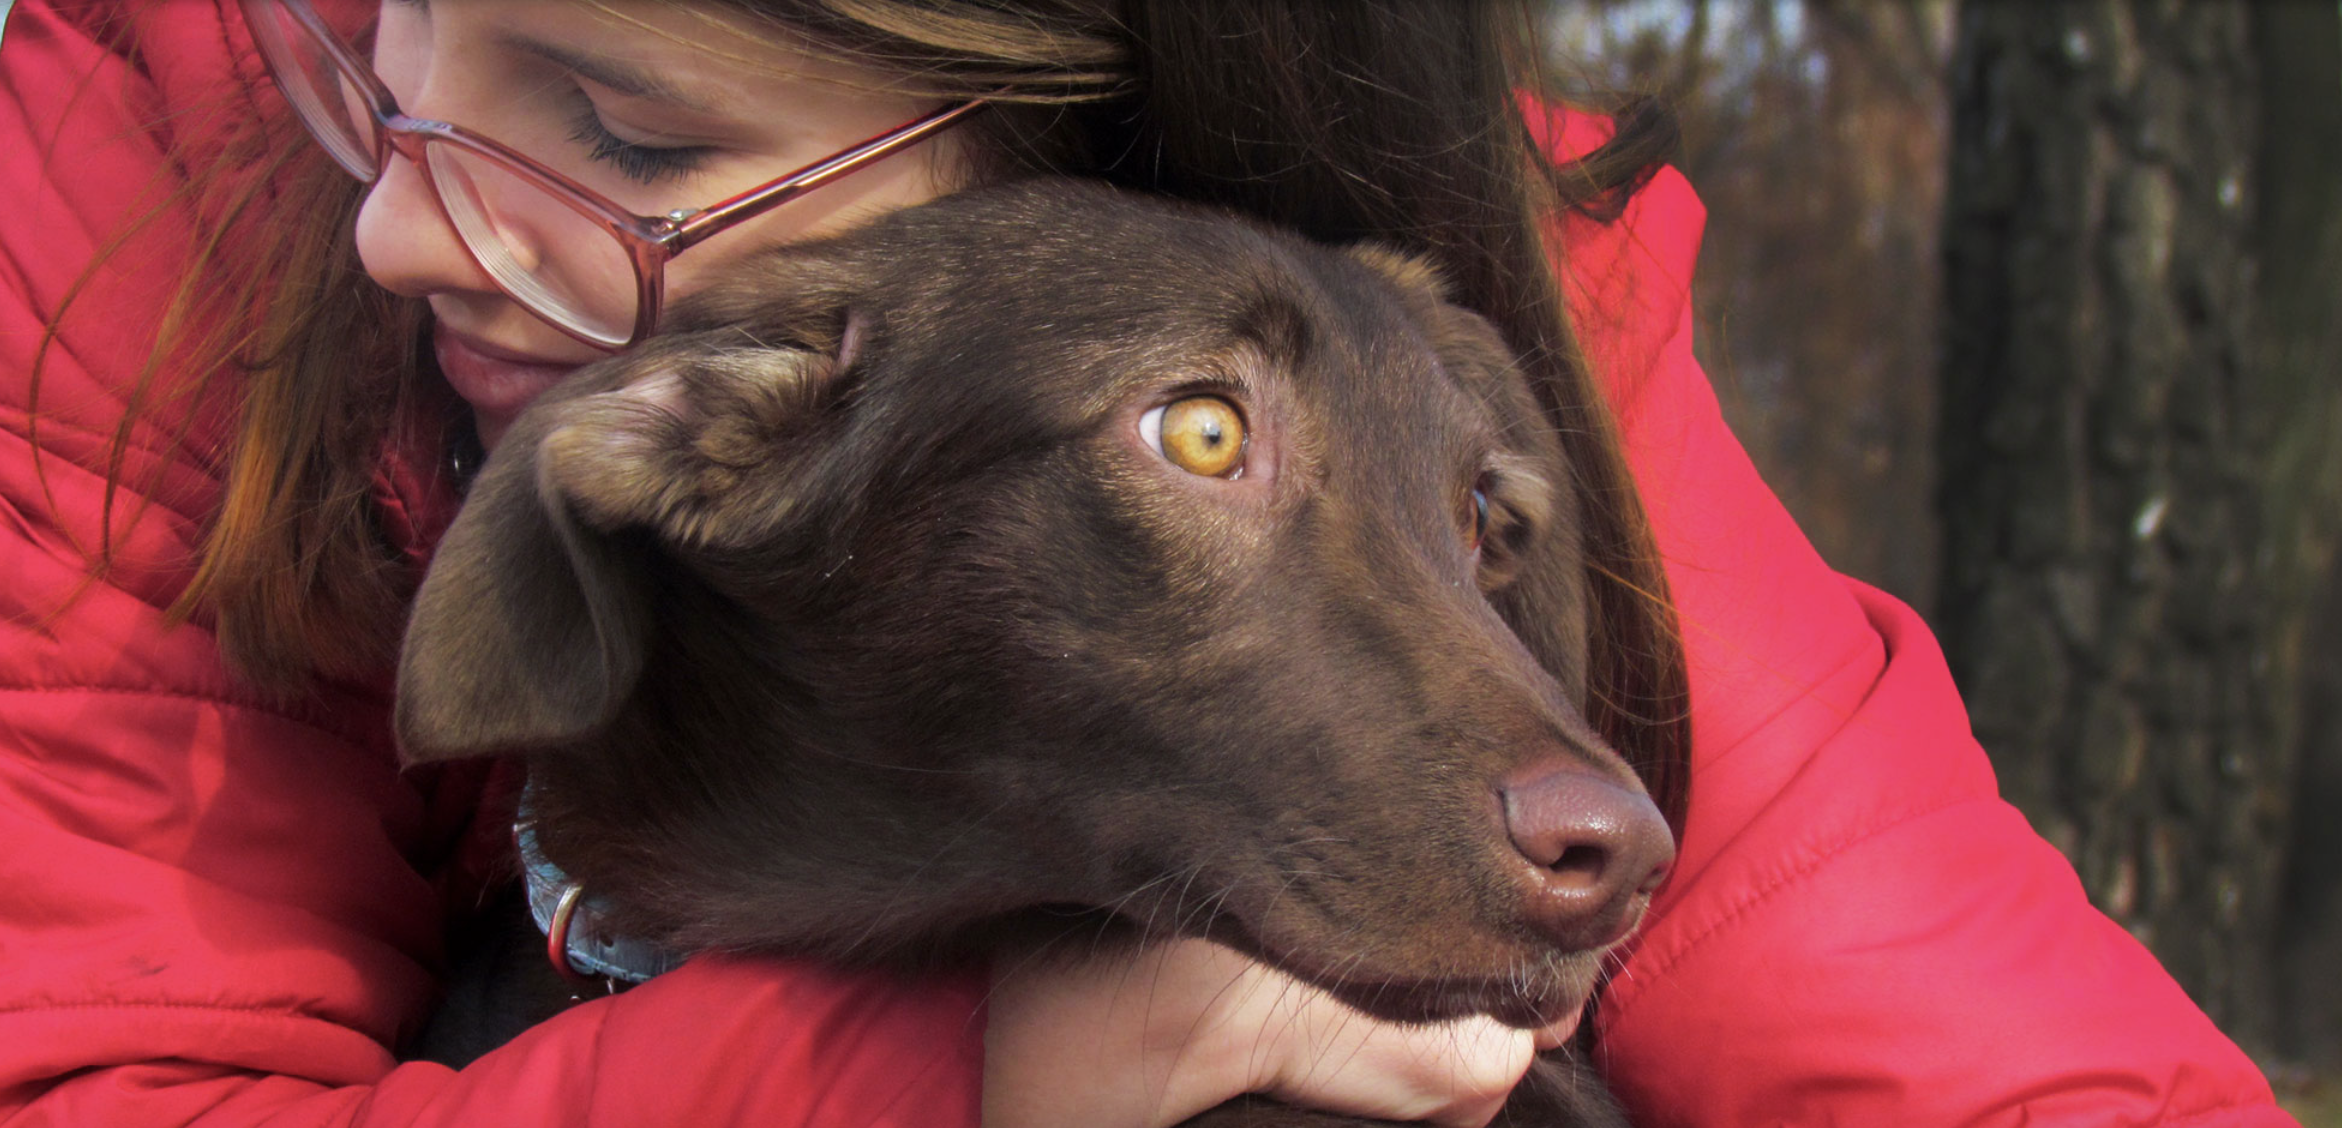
[395,375,661,762]
[396,329,847,762]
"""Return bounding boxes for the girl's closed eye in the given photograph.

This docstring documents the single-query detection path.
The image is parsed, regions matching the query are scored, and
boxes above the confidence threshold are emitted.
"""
[564,96,717,187]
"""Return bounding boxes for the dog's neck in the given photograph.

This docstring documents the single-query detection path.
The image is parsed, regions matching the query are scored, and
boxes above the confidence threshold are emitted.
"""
[517,793,683,986]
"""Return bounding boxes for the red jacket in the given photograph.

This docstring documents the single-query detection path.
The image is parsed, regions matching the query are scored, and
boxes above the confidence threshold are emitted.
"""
[0,3,2291,1126]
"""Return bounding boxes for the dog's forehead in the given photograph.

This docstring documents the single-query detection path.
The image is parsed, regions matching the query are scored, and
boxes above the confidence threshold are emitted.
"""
[891,199,1484,403]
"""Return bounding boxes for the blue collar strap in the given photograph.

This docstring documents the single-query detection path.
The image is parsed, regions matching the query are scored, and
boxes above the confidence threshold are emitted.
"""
[517,816,685,985]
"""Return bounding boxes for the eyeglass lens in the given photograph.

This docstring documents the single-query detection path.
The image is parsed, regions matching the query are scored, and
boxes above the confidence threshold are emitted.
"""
[426,145,641,346]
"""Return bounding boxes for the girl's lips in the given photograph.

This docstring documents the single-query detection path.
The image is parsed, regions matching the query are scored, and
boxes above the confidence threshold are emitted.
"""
[432,326,584,426]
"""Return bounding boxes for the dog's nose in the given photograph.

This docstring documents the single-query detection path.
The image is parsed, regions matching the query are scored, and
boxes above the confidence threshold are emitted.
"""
[1498,761,1676,951]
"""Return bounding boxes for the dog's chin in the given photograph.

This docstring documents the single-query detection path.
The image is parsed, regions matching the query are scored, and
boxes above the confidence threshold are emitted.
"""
[1198,915,1604,1030]
[1327,968,1597,1030]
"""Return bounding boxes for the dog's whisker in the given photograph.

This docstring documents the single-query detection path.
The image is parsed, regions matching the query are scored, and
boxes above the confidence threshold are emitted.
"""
[1115,864,1207,953]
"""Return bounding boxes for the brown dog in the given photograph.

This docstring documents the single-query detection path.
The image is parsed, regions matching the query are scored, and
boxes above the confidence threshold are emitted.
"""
[396,180,1673,1127]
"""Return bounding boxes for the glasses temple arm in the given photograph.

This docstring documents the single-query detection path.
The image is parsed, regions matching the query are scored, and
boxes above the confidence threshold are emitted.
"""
[667,100,992,253]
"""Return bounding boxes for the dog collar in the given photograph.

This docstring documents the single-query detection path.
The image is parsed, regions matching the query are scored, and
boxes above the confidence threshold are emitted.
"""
[517,814,685,986]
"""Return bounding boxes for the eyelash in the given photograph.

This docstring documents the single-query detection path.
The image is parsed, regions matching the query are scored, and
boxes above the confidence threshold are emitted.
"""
[566,100,713,187]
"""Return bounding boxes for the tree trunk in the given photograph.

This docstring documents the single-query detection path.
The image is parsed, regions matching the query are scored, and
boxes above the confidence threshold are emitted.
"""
[1937,0,2340,1054]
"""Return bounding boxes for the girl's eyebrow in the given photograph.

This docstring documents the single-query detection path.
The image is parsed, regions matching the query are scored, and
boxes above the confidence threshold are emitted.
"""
[498,32,725,115]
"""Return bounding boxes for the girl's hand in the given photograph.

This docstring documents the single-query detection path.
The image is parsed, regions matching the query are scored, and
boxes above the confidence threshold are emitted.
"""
[983,937,1546,1128]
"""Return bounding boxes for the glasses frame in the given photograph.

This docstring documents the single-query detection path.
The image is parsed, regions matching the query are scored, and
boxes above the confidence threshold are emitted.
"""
[239,0,989,349]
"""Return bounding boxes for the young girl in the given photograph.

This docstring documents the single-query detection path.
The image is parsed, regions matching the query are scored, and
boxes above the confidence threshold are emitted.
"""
[0,1,2289,1125]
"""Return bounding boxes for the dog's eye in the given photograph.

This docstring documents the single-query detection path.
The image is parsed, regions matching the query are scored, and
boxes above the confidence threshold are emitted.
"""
[1141,396,1247,478]
[1462,485,1490,553]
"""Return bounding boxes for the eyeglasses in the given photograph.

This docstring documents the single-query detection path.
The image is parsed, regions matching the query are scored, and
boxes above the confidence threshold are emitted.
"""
[238,0,987,349]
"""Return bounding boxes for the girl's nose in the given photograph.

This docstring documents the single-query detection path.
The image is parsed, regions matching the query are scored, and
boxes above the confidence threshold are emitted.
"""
[353,148,494,301]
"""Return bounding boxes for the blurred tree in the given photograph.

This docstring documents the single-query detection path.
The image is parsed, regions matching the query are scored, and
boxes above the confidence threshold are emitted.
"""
[1937,0,2341,1057]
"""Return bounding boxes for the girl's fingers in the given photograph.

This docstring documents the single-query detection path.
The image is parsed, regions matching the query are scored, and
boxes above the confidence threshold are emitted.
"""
[1217,963,1536,1128]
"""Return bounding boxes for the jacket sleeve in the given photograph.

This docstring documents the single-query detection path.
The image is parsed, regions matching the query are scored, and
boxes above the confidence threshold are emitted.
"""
[1549,118,2295,1126]
[0,4,985,1125]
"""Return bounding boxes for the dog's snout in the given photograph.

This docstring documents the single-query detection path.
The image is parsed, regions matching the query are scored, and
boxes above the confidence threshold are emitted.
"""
[1498,761,1675,951]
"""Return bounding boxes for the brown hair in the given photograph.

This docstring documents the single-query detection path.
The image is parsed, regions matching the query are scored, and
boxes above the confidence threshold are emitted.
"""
[56,0,1686,823]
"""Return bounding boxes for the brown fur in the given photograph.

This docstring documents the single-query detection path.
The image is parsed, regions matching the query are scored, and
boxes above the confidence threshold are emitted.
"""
[397,180,1662,1126]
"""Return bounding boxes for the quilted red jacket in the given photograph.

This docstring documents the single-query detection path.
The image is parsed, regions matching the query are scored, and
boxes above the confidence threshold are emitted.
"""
[0,2,2293,1126]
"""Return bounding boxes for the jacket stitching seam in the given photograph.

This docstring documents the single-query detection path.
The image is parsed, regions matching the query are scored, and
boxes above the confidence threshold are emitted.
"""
[1626,793,1978,990]
[0,1000,382,1024]
[2,403,207,471]
[215,0,281,205]
[0,683,378,748]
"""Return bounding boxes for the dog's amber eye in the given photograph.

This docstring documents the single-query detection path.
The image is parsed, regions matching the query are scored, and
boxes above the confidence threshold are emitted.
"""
[1142,396,1247,478]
